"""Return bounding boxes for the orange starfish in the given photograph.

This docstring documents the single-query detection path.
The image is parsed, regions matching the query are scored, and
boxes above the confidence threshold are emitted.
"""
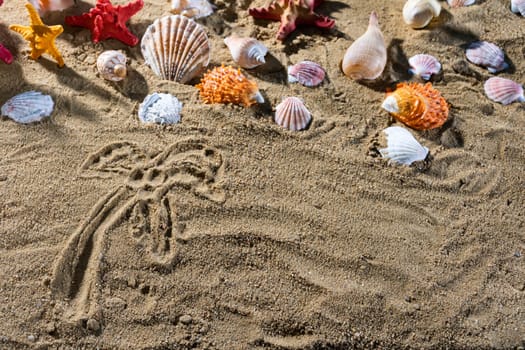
[9,3,65,67]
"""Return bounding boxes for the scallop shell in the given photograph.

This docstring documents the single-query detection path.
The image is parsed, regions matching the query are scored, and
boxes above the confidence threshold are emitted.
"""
[287,61,325,87]
[342,11,387,80]
[447,0,475,7]
[97,50,127,82]
[196,65,264,106]
[402,0,441,29]
[29,0,75,16]
[1,91,54,124]
[224,35,268,69]
[138,93,183,124]
[379,126,429,166]
[274,97,312,131]
[408,54,441,80]
[171,0,215,18]
[381,82,448,130]
[484,77,525,105]
[465,41,508,73]
[511,0,525,16]
[141,15,210,84]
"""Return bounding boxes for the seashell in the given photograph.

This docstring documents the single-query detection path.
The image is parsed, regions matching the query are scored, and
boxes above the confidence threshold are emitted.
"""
[484,77,525,105]
[342,11,387,80]
[141,15,210,84]
[171,0,215,18]
[223,35,268,69]
[196,65,264,106]
[511,0,525,16]
[28,0,75,16]
[138,93,183,124]
[1,91,54,124]
[379,126,429,166]
[447,0,475,7]
[97,50,127,81]
[402,0,441,29]
[408,54,441,80]
[465,41,508,73]
[381,82,448,130]
[287,61,325,87]
[274,97,312,131]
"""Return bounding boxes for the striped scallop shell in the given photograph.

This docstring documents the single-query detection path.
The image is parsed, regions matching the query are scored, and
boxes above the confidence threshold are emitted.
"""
[274,97,312,131]
[138,93,183,124]
[511,0,525,16]
[447,0,475,8]
[379,126,429,166]
[402,0,441,29]
[381,82,448,130]
[287,61,325,87]
[97,50,127,81]
[484,77,525,105]
[141,15,210,84]
[171,0,215,18]
[408,54,441,80]
[224,35,268,69]
[466,41,508,73]
[1,91,54,124]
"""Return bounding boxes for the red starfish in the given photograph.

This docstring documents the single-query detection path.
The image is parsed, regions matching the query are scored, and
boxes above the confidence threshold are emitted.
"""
[65,0,143,46]
[0,44,13,64]
[249,0,335,41]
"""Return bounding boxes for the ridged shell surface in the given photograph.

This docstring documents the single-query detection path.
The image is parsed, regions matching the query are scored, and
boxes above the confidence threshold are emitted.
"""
[288,61,325,87]
[138,93,183,124]
[379,126,429,166]
[141,15,210,84]
[1,91,54,124]
[274,97,312,131]
[408,54,441,80]
[484,77,525,105]
[342,11,387,80]
[403,0,441,29]
[224,35,268,69]
[465,41,508,73]
[512,0,525,15]
[381,82,448,130]
[447,0,475,7]
[196,65,264,106]
[97,50,127,81]
[171,0,215,18]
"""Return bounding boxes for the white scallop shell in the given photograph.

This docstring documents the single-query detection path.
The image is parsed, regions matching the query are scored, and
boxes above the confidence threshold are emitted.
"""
[224,35,268,69]
[1,91,54,124]
[141,15,210,84]
[274,97,312,131]
[511,0,525,16]
[447,0,475,7]
[379,126,429,165]
[484,77,525,105]
[402,0,441,29]
[138,93,183,124]
[171,0,215,18]
[408,54,441,80]
[97,50,127,81]
[342,11,387,80]
[287,61,325,87]
[466,41,508,73]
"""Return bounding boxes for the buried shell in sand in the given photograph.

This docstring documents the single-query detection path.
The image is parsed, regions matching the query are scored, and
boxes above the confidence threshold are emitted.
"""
[288,61,325,87]
[1,91,54,124]
[408,54,441,81]
[224,35,268,69]
[97,50,127,81]
[28,0,75,16]
[171,0,215,18]
[274,97,312,131]
[484,77,525,105]
[379,126,429,166]
[465,41,508,73]
[402,0,441,29]
[138,93,183,124]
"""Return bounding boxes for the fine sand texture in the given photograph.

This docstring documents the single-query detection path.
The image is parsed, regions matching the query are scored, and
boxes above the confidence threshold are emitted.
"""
[1,0,524,348]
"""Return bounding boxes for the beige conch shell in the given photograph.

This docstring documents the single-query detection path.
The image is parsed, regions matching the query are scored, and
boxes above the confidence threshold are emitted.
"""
[402,0,441,29]
[341,11,387,80]
[224,35,268,69]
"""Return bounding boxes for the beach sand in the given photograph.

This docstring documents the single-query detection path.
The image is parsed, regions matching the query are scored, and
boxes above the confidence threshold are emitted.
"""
[0,0,524,348]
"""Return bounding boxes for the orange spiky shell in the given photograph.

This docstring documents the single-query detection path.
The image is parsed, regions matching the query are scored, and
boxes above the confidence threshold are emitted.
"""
[196,65,262,106]
[383,82,448,130]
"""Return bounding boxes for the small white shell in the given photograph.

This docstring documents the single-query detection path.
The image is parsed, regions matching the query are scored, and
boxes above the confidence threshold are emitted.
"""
[408,54,441,80]
[511,0,525,16]
[466,41,508,73]
[403,0,441,29]
[224,35,268,69]
[484,77,525,105]
[97,50,127,81]
[287,61,325,87]
[274,97,312,131]
[29,0,75,16]
[171,0,215,18]
[447,0,475,7]
[379,126,429,165]
[1,91,54,124]
[138,93,183,124]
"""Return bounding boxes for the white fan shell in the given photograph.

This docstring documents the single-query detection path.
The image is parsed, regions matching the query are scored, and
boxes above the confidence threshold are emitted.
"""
[379,126,429,165]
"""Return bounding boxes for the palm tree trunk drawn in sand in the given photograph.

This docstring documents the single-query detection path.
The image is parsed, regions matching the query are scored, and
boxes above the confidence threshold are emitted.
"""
[50,138,225,323]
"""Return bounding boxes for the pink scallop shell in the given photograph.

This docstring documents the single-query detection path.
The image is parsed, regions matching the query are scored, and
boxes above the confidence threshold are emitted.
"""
[447,0,475,7]
[274,97,312,131]
[287,61,325,87]
[484,77,525,105]
[408,54,441,80]
[511,0,525,15]
[466,41,508,73]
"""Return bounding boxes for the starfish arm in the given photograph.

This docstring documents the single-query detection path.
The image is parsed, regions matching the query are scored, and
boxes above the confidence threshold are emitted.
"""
[296,13,335,28]
[119,0,144,19]
[0,44,13,64]
[29,47,46,60]
[65,13,95,28]
[25,3,44,26]
[9,25,35,41]
[46,45,65,67]
[276,14,297,40]
[113,27,139,46]
[248,7,283,21]
[49,25,65,37]
[92,15,104,43]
